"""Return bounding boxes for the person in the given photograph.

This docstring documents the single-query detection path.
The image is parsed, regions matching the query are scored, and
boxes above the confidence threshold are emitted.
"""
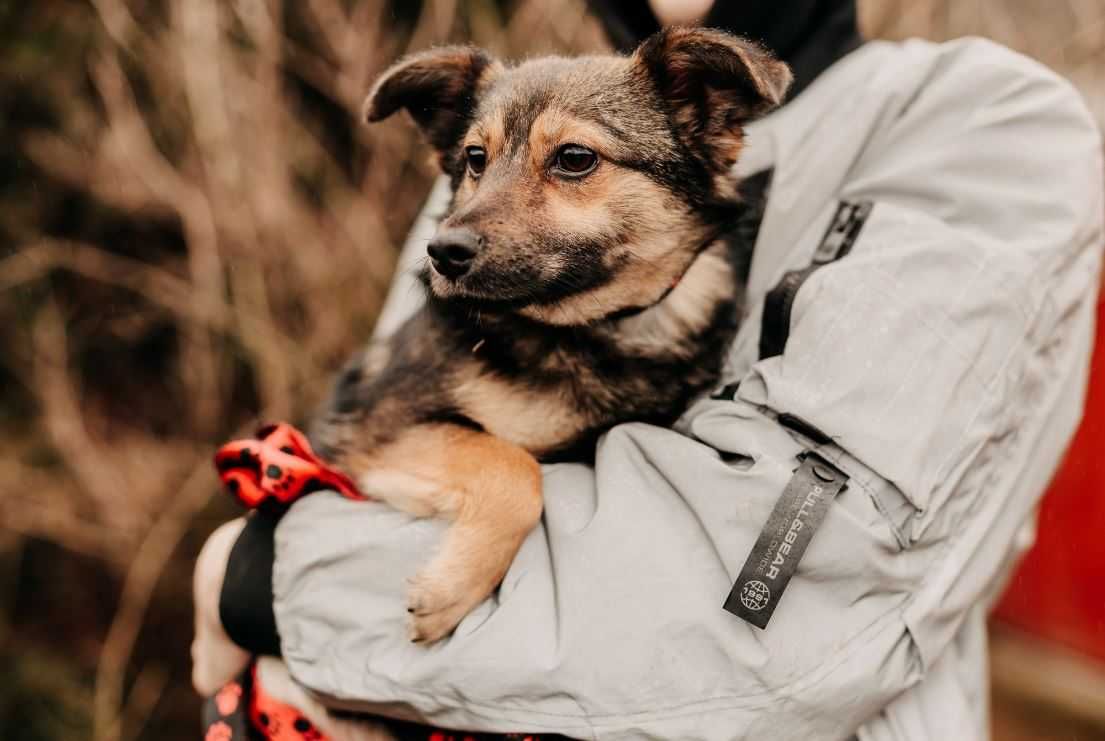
[192,1,1105,739]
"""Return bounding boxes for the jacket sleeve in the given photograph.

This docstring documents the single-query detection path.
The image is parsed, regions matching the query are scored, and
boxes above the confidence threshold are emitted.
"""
[270,39,1103,741]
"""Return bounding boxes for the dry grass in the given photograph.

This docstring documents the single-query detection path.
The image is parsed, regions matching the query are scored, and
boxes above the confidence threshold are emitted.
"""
[0,1,1101,740]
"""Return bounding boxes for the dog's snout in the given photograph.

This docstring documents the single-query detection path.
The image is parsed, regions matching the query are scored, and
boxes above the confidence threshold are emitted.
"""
[428,228,482,279]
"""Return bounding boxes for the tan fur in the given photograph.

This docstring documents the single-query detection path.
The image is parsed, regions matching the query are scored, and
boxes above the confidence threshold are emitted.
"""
[452,366,586,456]
[520,177,711,325]
[613,240,736,356]
[463,113,506,161]
[345,424,542,642]
[527,108,620,165]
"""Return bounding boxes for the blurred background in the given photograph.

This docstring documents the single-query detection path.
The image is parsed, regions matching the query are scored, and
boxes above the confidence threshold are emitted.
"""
[0,1,1102,739]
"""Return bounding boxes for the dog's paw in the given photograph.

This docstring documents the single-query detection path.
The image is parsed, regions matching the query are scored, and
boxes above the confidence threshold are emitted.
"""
[405,567,487,644]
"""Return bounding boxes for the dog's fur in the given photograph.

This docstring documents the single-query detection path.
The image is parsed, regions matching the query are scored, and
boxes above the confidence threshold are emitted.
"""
[310,28,791,642]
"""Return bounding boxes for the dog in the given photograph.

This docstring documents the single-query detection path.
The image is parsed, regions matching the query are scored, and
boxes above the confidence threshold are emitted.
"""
[298,27,792,644]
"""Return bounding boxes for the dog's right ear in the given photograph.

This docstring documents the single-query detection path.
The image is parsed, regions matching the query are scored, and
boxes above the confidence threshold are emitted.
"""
[363,46,501,165]
[633,28,792,179]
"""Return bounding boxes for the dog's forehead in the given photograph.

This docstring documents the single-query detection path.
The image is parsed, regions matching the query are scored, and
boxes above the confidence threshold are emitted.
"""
[474,56,663,139]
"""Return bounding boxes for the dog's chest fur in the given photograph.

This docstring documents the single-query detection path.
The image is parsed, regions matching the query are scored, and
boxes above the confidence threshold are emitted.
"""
[314,236,746,464]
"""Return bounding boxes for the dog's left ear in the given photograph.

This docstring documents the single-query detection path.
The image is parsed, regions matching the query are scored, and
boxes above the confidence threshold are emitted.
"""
[364,46,502,168]
[634,28,792,174]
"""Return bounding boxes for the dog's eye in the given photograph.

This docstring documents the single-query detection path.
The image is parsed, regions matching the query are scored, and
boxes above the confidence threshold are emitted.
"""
[465,146,487,177]
[554,145,598,177]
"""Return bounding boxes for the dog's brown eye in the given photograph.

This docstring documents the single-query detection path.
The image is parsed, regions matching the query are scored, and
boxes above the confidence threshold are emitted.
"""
[465,146,487,177]
[554,145,598,176]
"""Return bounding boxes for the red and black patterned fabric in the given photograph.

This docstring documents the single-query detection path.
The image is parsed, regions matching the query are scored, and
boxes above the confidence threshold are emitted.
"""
[214,423,366,510]
[201,663,561,741]
[202,663,328,740]
[202,668,257,741]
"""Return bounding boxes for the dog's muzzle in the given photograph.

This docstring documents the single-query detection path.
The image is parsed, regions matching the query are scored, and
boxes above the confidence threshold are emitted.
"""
[427,227,483,279]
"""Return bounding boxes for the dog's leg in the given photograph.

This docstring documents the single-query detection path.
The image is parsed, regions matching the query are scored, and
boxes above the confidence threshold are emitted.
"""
[351,424,543,642]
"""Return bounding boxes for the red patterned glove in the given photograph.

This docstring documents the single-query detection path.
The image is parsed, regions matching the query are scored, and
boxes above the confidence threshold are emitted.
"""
[214,423,367,510]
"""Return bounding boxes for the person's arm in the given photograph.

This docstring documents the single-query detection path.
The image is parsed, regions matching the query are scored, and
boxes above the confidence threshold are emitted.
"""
[271,38,1103,740]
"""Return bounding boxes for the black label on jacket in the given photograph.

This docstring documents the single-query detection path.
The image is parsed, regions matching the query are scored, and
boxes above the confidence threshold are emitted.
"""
[724,451,848,629]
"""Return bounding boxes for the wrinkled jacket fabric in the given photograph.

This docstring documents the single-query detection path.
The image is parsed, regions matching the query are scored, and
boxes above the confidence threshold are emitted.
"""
[271,38,1104,740]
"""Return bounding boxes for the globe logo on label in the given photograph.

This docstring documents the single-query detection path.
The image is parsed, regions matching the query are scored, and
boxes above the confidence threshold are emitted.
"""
[740,579,771,612]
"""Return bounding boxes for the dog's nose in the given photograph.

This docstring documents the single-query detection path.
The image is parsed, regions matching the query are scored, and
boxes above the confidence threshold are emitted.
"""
[427,228,482,279]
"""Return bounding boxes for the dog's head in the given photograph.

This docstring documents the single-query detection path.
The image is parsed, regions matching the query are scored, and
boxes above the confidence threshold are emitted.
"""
[365,28,791,325]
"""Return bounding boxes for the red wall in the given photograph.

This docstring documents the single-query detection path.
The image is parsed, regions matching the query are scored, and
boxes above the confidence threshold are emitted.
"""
[992,297,1105,663]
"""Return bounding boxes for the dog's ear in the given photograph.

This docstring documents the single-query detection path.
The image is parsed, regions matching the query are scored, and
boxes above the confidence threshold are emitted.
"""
[634,28,792,174]
[364,46,501,166]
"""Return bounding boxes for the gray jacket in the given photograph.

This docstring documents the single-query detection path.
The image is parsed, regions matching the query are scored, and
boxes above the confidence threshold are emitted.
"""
[271,38,1104,740]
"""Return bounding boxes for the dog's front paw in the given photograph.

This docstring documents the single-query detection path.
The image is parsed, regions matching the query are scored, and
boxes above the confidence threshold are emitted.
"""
[405,565,489,644]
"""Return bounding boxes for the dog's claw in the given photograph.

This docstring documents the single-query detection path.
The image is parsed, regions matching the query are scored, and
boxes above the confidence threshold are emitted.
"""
[405,568,485,644]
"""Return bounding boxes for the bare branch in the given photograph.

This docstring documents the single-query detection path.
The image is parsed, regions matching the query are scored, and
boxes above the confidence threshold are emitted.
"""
[92,460,216,741]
